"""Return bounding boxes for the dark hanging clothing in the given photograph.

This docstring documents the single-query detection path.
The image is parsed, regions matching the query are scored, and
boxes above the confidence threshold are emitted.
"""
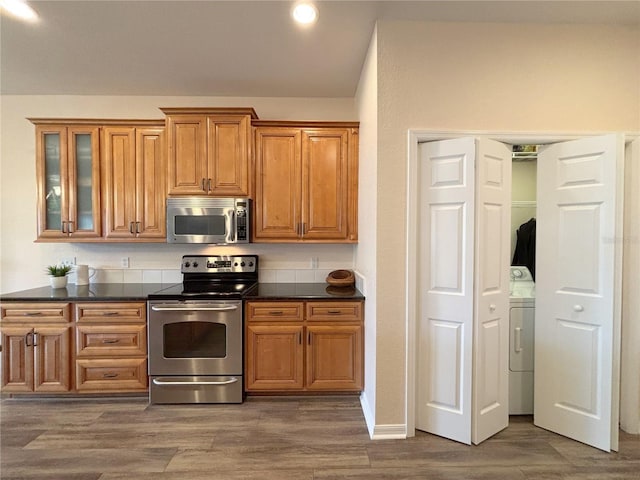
[512,218,536,280]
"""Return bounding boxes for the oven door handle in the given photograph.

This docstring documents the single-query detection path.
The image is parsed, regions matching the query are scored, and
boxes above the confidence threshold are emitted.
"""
[152,377,239,386]
[150,304,239,312]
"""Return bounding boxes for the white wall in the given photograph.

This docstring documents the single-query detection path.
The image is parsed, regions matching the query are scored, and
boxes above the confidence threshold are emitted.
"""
[373,20,640,429]
[354,26,379,436]
[0,95,358,293]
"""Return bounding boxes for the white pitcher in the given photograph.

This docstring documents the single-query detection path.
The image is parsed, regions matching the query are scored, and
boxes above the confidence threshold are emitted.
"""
[75,264,96,285]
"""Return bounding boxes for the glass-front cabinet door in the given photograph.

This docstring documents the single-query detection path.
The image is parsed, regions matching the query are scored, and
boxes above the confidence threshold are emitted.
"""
[34,124,101,240]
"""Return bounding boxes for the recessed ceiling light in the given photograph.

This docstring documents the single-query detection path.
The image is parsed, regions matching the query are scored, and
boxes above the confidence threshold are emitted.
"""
[292,2,318,25]
[0,0,39,22]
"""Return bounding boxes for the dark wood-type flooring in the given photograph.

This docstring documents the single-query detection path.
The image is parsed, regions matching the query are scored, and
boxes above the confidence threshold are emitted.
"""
[1,396,639,479]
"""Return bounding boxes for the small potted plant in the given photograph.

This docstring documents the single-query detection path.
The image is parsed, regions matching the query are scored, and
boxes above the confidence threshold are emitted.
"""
[46,264,72,289]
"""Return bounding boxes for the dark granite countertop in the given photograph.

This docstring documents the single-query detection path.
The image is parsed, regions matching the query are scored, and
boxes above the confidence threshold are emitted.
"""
[244,283,364,300]
[0,283,176,302]
[0,282,364,302]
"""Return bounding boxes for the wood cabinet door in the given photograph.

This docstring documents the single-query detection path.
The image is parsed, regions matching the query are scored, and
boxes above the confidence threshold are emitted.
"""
[33,325,71,392]
[102,127,137,238]
[1,326,34,392]
[35,125,69,239]
[66,126,101,238]
[301,129,349,240]
[245,324,304,391]
[305,325,363,391]
[208,115,250,196]
[254,128,302,240]
[166,115,207,195]
[135,127,166,238]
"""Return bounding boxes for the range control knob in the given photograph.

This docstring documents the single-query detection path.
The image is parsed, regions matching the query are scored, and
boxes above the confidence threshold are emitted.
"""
[192,262,198,268]
[240,261,246,267]
[234,262,239,267]
[249,261,254,267]
[184,262,191,268]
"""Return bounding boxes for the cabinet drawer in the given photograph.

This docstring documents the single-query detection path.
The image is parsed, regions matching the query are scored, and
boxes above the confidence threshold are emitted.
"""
[75,358,147,392]
[1,303,71,323]
[246,302,304,322]
[76,324,147,357]
[75,302,146,323]
[306,302,362,322]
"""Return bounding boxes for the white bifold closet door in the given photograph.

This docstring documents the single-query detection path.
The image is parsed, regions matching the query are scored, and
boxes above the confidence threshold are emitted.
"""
[416,137,511,445]
[535,134,623,452]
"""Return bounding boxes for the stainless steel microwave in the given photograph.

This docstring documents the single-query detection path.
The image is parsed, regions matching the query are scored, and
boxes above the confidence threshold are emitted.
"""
[166,198,250,244]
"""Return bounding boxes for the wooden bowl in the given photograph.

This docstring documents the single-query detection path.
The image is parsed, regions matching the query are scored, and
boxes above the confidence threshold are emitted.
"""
[326,269,355,287]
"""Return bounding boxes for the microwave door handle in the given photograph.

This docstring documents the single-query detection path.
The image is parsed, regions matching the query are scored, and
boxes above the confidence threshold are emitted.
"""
[228,209,237,244]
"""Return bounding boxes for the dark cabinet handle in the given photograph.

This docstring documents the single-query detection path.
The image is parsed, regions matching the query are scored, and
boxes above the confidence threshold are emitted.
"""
[201,178,206,191]
[102,373,118,379]
[67,221,74,233]
[25,332,38,347]
[269,311,283,316]
[23,312,42,317]
[208,178,212,192]
[102,339,120,344]
[328,310,341,314]
[102,312,119,316]
[61,221,66,234]
[136,221,141,234]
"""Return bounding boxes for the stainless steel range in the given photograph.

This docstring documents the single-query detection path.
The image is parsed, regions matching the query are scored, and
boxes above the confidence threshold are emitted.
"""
[147,255,258,404]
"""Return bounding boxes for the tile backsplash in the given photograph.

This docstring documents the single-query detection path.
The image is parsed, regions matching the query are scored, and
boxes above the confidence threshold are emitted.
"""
[88,268,336,284]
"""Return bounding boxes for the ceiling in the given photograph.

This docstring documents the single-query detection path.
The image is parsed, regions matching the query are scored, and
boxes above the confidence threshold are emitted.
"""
[1,0,639,97]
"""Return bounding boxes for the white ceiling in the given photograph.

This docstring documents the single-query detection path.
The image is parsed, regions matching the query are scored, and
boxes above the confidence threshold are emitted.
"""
[1,0,639,97]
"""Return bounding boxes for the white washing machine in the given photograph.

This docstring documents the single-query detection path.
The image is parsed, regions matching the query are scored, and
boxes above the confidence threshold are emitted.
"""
[509,266,535,415]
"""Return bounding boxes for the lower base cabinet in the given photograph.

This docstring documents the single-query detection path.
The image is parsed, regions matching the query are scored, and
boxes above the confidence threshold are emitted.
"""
[0,301,148,395]
[245,300,363,393]
[1,303,72,393]
[74,302,148,393]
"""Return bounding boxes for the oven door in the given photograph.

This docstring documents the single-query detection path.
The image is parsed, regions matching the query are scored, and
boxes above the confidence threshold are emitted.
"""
[148,300,242,376]
[148,300,244,404]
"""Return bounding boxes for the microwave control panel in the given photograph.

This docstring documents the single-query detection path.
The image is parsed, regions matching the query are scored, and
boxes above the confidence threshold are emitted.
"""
[236,204,247,242]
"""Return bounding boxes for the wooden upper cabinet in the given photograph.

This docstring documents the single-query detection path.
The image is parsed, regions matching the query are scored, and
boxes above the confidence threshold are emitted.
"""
[253,122,359,243]
[162,108,257,197]
[254,128,302,239]
[303,129,349,240]
[32,122,102,240]
[165,114,207,195]
[102,123,166,241]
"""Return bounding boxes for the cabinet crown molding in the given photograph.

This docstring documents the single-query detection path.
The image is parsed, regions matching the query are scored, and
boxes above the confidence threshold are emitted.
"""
[28,118,165,126]
[159,107,258,119]
[252,120,359,128]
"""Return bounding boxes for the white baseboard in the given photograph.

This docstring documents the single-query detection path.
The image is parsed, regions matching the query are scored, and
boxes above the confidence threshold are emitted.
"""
[360,391,407,440]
